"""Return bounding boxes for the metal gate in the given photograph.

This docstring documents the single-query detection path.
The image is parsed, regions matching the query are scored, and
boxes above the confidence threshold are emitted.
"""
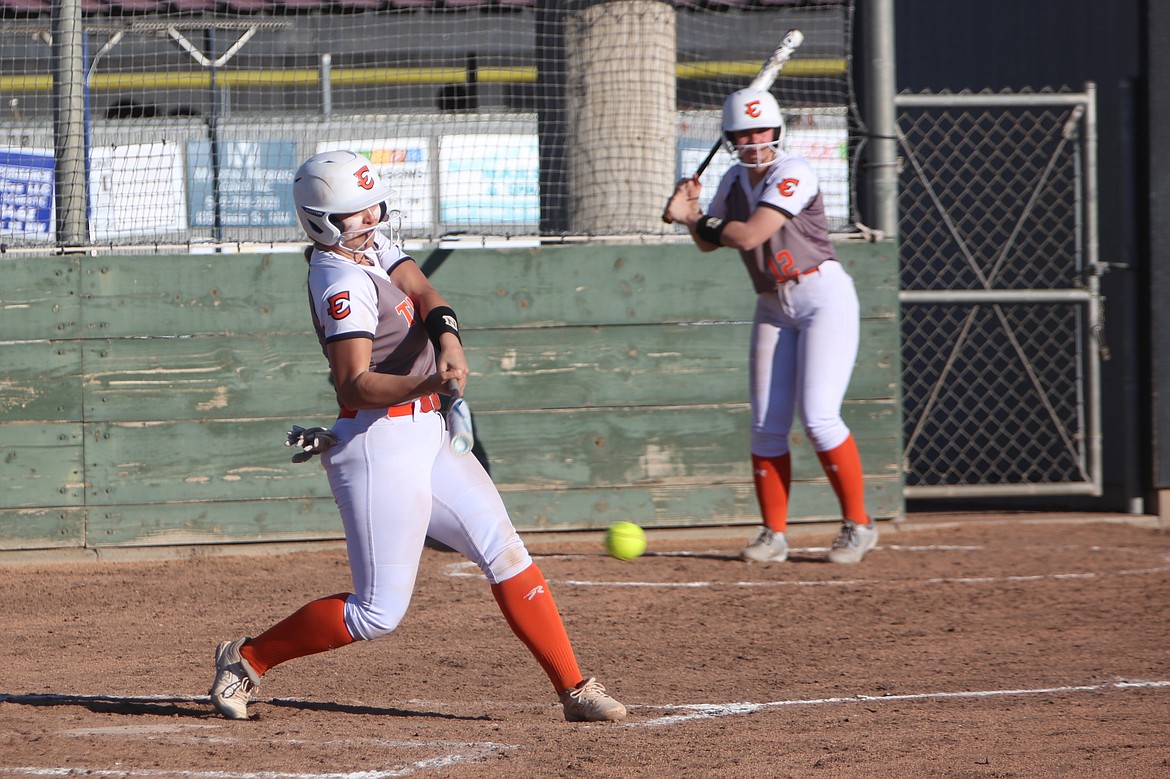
[895,86,1104,498]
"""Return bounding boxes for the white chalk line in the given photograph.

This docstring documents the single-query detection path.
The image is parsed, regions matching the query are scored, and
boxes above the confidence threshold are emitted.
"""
[7,680,1169,776]
[632,679,1170,728]
[0,695,516,778]
[659,544,984,556]
[7,680,1168,776]
[2,766,467,779]
[443,545,1170,588]
[3,735,515,779]
[59,727,507,754]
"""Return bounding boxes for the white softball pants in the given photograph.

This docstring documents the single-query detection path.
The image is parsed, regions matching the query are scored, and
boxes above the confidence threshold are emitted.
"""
[749,259,861,457]
[321,405,532,642]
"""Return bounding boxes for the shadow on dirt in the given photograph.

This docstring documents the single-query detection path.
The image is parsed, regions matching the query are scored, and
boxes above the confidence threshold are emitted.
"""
[0,693,206,718]
[0,693,490,721]
[265,697,490,720]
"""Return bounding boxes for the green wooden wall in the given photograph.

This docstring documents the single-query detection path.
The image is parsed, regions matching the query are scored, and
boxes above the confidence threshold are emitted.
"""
[0,241,901,552]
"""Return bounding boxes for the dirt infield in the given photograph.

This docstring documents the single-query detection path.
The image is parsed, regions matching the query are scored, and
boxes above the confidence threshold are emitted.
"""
[1,513,1168,778]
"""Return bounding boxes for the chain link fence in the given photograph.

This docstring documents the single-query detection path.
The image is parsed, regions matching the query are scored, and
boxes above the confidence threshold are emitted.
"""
[896,87,1104,497]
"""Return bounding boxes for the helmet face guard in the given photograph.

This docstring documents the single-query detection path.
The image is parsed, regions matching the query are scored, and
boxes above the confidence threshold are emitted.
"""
[721,87,785,168]
[293,150,397,246]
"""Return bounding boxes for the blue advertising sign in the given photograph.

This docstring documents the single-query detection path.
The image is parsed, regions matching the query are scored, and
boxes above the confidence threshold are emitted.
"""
[0,149,54,240]
[187,140,297,228]
[439,134,539,226]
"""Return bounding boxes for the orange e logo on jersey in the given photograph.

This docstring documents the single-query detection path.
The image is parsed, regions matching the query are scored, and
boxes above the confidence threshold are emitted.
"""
[353,165,375,190]
[328,291,352,320]
[778,178,799,197]
[744,100,762,119]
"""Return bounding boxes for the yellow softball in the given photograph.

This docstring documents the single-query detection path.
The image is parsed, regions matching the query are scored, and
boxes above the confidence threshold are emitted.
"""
[605,521,647,561]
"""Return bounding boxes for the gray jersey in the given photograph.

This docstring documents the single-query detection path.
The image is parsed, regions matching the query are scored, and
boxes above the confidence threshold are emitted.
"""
[306,232,435,393]
[708,152,837,293]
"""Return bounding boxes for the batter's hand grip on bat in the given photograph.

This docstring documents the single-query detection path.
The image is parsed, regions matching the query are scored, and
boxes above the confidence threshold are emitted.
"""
[446,379,475,456]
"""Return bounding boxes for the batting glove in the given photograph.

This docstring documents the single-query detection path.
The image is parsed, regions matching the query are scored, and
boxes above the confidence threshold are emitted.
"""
[285,425,338,463]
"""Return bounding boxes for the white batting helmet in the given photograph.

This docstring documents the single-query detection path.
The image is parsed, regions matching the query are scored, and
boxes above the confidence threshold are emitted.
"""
[721,87,785,168]
[293,150,395,246]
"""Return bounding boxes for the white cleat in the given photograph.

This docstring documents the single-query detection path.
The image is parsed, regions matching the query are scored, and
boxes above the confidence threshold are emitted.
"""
[560,677,627,722]
[740,527,789,563]
[827,520,878,564]
[210,637,261,720]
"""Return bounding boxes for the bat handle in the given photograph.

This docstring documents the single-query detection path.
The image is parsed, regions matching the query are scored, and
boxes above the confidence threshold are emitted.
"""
[446,378,461,401]
[663,141,718,224]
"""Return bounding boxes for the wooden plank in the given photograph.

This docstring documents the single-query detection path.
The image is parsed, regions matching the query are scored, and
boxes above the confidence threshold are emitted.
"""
[73,243,895,335]
[83,419,332,506]
[461,317,898,410]
[0,423,85,508]
[0,508,85,550]
[426,242,899,328]
[0,341,82,421]
[85,498,342,547]
[74,319,895,421]
[80,403,895,506]
[0,255,82,340]
[79,252,310,337]
[835,240,900,320]
[423,244,760,328]
[460,402,898,489]
[81,334,336,422]
[82,245,753,335]
[81,477,902,546]
[84,400,893,502]
[82,400,893,502]
[500,476,903,532]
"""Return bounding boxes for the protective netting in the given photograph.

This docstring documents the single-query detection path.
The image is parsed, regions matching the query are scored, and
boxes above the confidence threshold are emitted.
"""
[0,0,857,252]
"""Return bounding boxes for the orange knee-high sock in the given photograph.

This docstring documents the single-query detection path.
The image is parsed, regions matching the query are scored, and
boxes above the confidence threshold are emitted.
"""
[815,434,869,524]
[240,593,355,677]
[491,563,582,693]
[752,452,792,533]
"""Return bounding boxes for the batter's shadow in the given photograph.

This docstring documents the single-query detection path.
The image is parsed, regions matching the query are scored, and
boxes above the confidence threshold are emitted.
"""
[0,693,210,719]
[265,698,489,720]
[784,552,835,564]
[0,693,488,722]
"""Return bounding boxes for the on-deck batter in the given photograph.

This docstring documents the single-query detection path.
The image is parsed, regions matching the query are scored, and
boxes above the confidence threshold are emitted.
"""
[665,87,878,565]
[209,150,626,723]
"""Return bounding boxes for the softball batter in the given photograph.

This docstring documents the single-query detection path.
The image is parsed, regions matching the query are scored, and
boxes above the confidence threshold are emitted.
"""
[209,150,626,722]
[665,87,877,565]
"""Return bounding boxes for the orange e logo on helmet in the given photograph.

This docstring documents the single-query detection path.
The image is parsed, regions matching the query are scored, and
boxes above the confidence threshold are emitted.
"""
[744,100,762,119]
[353,165,375,190]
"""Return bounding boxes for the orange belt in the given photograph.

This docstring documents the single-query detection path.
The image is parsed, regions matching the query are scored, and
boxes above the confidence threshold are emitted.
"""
[338,393,441,419]
[778,266,820,284]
